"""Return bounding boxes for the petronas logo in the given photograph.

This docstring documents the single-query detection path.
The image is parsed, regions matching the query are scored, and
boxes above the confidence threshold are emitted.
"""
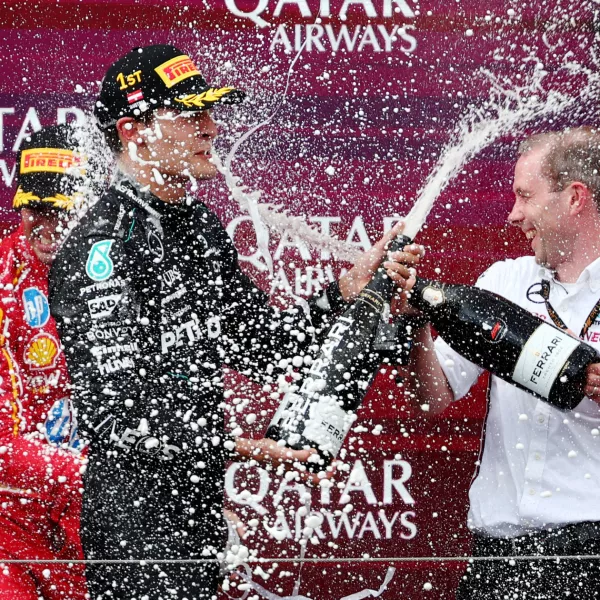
[86,240,115,282]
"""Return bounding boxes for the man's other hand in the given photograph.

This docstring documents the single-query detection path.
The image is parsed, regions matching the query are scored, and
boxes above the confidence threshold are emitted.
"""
[234,437,334,485]
[585,362,600,404]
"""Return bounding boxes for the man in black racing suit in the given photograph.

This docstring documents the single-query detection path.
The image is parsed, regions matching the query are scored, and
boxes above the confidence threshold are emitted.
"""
[49,45,417,599]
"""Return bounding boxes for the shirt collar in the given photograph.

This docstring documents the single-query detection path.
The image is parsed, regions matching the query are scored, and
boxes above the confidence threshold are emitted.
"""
[536,255,600,293]
[113,171,196,217]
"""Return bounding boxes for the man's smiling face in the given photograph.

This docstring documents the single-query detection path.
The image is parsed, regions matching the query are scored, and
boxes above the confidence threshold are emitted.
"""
[509,146,572,270]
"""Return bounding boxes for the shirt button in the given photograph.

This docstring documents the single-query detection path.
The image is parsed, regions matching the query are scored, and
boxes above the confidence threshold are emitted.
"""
[535,453,542,461]
[537,415,545,424]
[529,489,536,495]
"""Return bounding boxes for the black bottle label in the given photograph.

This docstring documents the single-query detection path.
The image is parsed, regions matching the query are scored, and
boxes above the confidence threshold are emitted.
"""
[268,314,359,455]
[271,391,354,456]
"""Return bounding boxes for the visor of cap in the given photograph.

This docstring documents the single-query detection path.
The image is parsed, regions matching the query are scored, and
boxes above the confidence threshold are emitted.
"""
[13,186,77,211]
[170,84,246,112]
[15,168,83,212]
[95,82,246,128]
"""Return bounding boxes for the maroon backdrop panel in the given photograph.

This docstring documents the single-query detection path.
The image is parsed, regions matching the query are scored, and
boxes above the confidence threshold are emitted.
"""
[0,1,596,598]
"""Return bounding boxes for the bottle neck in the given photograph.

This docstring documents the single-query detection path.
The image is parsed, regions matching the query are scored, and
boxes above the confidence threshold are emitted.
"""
[358,234,413,306]
[386,233,413,255]
[411,277,436,295]
[408,277,444,313]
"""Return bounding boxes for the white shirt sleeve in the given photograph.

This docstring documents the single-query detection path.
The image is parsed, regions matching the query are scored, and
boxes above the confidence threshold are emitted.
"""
[433,261,509,401]
[435,337,483,401]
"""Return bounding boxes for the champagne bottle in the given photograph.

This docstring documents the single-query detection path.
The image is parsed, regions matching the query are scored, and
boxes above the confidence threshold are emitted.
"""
[265,234,413,467]
[409,278,598,410]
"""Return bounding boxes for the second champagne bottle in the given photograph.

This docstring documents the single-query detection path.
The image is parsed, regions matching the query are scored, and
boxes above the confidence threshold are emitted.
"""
[265,234,414,469]
[408,278,598,411]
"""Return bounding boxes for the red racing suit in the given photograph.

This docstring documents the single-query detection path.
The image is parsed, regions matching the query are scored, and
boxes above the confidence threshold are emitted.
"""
[0,224,87,599]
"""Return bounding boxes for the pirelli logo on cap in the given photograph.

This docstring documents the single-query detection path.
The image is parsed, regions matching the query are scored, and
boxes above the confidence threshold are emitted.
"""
[155,55,200,88]
[20,148,81,175]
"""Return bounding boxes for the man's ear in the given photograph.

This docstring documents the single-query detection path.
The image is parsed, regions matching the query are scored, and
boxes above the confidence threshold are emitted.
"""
[568,182,592,217]
[116,117,144,147]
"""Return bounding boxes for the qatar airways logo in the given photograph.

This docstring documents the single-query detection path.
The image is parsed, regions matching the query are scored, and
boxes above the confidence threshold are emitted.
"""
[227,213,403,297]
[224,0,419,54]
[226,458,417,541]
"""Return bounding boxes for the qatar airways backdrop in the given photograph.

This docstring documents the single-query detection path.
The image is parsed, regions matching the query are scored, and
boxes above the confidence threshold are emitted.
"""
[0,1,598,598]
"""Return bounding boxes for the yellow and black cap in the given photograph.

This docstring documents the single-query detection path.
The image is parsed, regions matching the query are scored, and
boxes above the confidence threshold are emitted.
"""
[94,44,246,130]
[13,124,84,212]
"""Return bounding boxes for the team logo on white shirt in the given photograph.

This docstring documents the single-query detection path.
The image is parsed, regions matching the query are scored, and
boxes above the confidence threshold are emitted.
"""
[526,282,546,304]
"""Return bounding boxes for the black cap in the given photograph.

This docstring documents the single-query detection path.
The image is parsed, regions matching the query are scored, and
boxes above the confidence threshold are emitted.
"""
[94,44,246,130]
[13,124,84,211]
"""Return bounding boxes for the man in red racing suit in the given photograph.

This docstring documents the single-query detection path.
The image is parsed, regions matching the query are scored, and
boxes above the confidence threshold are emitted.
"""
[0,124,87,599]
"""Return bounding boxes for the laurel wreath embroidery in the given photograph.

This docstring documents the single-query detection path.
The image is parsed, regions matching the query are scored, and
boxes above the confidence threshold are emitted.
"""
[44,194,76,210]
[175,87,235,108]
[13,188,38,208]
[13,187,75,211]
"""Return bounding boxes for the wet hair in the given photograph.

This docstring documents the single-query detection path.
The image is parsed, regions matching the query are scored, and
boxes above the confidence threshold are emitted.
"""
[518,127,600,210]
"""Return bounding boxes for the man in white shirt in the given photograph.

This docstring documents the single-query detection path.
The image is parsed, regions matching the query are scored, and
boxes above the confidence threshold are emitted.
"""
[406,127,600,599]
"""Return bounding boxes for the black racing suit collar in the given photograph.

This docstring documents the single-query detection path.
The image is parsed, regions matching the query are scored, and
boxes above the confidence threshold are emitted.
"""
[112,171,196,217]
